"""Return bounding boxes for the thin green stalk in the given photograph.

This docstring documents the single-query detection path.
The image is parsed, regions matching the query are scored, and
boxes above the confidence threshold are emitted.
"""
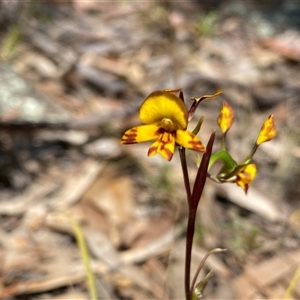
[70,216,98,300]
[221,132,226,151]
[283,263,300,299]
[244,144,258,163]
[190,248,226,296]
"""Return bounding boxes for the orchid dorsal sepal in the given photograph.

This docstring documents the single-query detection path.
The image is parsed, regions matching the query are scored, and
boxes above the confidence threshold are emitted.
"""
[208,150,237,173]
[163,88,183,98]
[164,88,185,103]
[188,90,223,121]
[192,115,205,135]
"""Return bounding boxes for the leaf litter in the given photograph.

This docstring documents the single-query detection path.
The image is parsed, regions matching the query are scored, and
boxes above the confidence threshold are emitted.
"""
[0,1,300,299]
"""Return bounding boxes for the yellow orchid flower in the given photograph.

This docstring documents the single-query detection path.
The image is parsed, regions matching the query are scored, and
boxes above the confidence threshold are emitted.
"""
[121,90,205,161]
[236,163,257,194]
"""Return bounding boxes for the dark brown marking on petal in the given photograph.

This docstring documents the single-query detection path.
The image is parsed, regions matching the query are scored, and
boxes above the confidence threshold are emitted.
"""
[121,138,138,144]
[157,136,174,160]
[162,148,173,161]
[188,140,205,150]
[159,140,166,150]
[121,129,138,144]
[148,145,158,156]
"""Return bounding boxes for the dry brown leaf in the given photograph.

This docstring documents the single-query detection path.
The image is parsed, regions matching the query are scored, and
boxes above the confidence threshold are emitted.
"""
[233,249,300,299]
[48,291,88,300]
[48,159,104,209]
[217,184,283,222]
[0,177,59,216]
[122,209,176,249]
[1,273,85,299]
[83,167,135,227]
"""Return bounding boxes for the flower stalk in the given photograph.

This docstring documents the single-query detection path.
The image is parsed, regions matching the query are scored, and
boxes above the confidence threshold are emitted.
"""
[183,132,215,300]
[120,88,276,299]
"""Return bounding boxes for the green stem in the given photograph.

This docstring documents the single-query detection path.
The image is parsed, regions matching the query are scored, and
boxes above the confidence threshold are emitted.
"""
[244,143,258,163]
[221,132,226,151]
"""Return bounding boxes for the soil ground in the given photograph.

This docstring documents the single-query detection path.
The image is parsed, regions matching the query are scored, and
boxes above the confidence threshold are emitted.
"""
[0,1,300,299]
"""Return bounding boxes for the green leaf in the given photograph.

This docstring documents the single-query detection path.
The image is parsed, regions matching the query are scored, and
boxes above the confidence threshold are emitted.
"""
[192,270,214,300]
[208,150,237,172]
[192,116,205,135]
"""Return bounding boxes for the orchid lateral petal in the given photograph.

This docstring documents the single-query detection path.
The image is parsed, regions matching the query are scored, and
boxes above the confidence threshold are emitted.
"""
[140,91,188,129]
[148,132,175,161]
[176,129,206,152]
[188,90,222,121]
[256,115,276,146]
[121,124,159,144]
[193,89,223,103]
[217,101,234,134]
[236,163,257,194]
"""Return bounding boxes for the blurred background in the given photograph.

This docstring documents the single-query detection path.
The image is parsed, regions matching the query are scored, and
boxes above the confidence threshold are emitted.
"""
[0,0,300,299]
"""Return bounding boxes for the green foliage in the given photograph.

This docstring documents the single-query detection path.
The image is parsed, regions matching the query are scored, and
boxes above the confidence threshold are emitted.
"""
[225,212,260,259]
[193,223,207,245]
[283,263,300,299]
[191,11,219,37]
[70,216,99,300]
[1,26,21,60]
[208,150,237,174]
[147,165,174,198]
[26,1,56,23]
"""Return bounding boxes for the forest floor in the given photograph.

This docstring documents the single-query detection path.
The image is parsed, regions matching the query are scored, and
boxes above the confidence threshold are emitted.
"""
[0,1,300,299]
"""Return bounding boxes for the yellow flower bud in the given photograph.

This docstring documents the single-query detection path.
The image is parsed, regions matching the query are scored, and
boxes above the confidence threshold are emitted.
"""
[256,115,276,146]
[217,101,234,134]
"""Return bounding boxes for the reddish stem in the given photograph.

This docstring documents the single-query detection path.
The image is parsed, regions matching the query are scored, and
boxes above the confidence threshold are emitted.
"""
[184,132,215,300]
[179,147,192,205]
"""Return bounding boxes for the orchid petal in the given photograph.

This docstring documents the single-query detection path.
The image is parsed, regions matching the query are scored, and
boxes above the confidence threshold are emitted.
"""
[121,124,160,144]
[175,129,206,152]
[236,163,257,194]
[139,91,188,129]
[148,132,175,161]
